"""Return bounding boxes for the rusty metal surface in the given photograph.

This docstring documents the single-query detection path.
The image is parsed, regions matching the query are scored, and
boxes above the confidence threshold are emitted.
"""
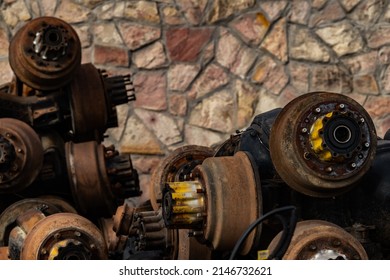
[163,151,262,255]
[150,145,214,211]
[21,213,108,260]
[98,218,128,255]
[65,141,117,217]
[37,196,77,214]
[9,17,81,91]
[8,208,47,259]
[196,152,261,255]
[268,220,368,260]
[0,246,9,260]
[0,198,62,246]
[177,229,212,260]
[113,202,178,259]
[270,92,377,197]
[69,63,108,140]
[0,118,44,193]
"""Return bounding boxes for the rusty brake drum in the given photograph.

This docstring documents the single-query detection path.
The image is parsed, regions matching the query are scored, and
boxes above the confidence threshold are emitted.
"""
[269,92,377,197]
[9,16,81,91]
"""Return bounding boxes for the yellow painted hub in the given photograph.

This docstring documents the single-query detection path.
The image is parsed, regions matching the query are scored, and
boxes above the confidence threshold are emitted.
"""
[166,181,205,225]
[309,112,333,161]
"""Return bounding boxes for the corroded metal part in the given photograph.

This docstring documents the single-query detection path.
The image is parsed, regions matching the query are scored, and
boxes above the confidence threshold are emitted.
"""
[268,220,368,260]
[112,202,182,259]
[20,213,108,260]
[9,17,81,91]
[269,92,377,197]
[163,151,262,255]
[37,196,77,214]
[65,141,116,217]
[8,208,48,259]
[213,133,241,157]
[0,246,9,260]
[0,118,44,193]
[65,141,139,217]
[105,145,140,199]
[177,229,212,260]
[163,181,205,227]
[150,145,214,211]
[98,218,128,255]
[69,63,136,141]
[38,132,65,182]
[0,198,62,246]
[69,63,107,141]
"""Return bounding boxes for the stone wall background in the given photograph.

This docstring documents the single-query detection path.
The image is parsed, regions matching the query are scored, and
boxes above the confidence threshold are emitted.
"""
[2,0,390,196]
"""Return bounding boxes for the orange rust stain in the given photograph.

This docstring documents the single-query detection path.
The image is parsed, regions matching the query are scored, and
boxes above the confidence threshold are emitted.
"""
[256,13,270,28]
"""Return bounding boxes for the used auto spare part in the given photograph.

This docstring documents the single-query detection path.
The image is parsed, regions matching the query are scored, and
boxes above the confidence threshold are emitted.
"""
[268,220,368,260]
[69,63,135,142]
[0,198,66,247]
[150,145,214,211]
[65,141,140,217]
[270,92,377,197]
[20,212,107,260]
[9,17,81,91]
[163,151,262,255]
[0,118,43,193]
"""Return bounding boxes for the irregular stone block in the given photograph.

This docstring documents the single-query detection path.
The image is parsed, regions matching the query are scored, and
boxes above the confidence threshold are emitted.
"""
[168,64,200,91]
[259,0,288,20]
[134,71,167,111]
[133,41,167,69]
[260,17,288,63]
[350,0,384,26]
[235,79,259,128]
[119,23,161,51]
[310,64,352,93]
[230,12,269,45]
[123,1,160,23]
[378,46,390,64]
[353,74,379,95]
[309,0,345,27]
[316,20,364,56]
[289,25,331,62]
[289,0,310,24]
[339,0,361,11]
[93,23,123,45]
[176,0,208,25]
[188,63,229,99]
[189,90,235,133]
[119,115,164,155]
[185,125,225,147]
[367,25,390,49]
[94,45,129,67]
[169,94,187,116]
[251,55,289,95]
[365,95,390,118]
[2,0,31,27]
[162,6,186,25]
[0,28,9,57]
[55,0,90,23]
[207,0,255,23]
[166,27,213,62]
[216,29,257,78]
[288,61,310,93]
[342,52,378,74]
[135,109,182,146]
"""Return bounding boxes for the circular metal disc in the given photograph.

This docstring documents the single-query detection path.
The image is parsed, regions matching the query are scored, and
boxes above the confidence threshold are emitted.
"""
[269,92,377,197]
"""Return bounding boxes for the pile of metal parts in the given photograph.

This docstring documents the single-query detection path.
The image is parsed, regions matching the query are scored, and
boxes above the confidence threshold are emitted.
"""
[0,16,139,260]
[114,90,390,261]
[1,16,389,261]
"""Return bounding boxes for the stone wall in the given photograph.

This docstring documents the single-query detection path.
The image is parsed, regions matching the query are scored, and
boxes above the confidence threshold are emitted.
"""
[1,0,390,195]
